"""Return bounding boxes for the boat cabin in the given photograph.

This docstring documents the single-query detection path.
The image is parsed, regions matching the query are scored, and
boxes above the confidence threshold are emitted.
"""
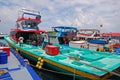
[16,9,41,30]
[10,9,45,46]
[47,26,78,45]
[10,29,45,46]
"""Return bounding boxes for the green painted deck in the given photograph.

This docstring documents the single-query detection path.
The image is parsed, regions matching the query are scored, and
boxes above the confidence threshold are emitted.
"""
[5,36,120,77]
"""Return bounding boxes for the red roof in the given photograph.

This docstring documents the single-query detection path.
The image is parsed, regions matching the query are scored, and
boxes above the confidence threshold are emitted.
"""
[16,17,41,23]
[11,28,46,33]
[101,33,120,37]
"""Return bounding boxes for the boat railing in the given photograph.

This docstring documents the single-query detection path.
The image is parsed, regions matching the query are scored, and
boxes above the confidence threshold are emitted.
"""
[21,8,40,14]
[18,8,40,18]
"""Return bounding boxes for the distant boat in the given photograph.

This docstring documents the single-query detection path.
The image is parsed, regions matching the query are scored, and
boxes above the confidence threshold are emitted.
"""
[48,26,78,38]
[76,29,100,39]
[69,29,105,50]
[0,41,41,80]
[0,32,7,39]
[47,26,78,45]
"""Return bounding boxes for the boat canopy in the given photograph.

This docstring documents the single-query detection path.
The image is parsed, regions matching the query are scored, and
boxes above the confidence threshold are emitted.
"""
[52,26,78,33]
[16,9,42,31]
[101,33,120,37]
[51,26,78,37]
[23,12,40,16]
[16,9,41,23]
[16,17,41,23]
[52,26,78,30]
[18,9,40,17]
[10,29,46,33]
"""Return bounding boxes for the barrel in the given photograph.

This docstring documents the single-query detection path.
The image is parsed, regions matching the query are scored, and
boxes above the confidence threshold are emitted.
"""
[0,52,8,64]
[3,47,10,56]
[45,45,60,56]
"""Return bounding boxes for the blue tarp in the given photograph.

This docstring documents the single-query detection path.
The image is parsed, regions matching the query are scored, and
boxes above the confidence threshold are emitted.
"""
[87,39,108,45]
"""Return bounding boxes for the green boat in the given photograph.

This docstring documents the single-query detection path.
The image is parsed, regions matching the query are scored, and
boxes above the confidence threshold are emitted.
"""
[4,9,120,80]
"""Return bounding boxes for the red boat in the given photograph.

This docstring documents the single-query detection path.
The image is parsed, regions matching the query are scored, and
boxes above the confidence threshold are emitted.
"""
[10,9,45,45]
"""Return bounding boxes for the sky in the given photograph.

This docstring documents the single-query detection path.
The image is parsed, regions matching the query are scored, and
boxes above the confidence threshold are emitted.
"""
[0,0,120,34]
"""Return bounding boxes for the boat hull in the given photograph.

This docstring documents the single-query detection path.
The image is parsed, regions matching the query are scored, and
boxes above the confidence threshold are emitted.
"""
[4,36,120,80]
[0,40,41,80]
[7,45,89,80]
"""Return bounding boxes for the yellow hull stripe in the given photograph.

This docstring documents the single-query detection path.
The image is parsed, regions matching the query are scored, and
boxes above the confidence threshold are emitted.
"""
[44,59,101,80]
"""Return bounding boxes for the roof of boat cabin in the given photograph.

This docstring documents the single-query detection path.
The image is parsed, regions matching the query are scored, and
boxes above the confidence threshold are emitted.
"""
[52,26,78,30]
[10,28,46,33]
[101,32,120,37]
[16,17,41,23]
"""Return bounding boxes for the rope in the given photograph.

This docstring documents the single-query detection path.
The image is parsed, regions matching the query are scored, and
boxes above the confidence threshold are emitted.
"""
[30,64,84,79]
[34,54,120,80]
[73,68,75,80]
[32,63,75,76]
[42,68,76,76]
[35,57,78,80]
[0,70,8,76]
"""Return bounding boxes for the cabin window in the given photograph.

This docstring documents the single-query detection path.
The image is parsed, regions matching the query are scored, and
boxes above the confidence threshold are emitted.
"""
[36,15,41,20]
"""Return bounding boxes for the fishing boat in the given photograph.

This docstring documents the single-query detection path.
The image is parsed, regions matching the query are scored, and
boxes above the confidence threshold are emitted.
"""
[47,26,78,45]
[101,32,120,41]
[69,29,108,51]
[70,29,120,54]
[76,29,100,39]
[101,32,120,53]
[0,41,41,80]
[4,9,120,80]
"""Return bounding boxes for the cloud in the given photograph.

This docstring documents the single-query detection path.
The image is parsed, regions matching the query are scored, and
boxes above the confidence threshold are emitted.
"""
[0,0,120,34]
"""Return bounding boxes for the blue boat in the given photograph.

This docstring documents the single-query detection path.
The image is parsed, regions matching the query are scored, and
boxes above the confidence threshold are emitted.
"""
[50,26,78,37]
[87,39,108,45]
[0,41,41,80]
[47,26,78,45]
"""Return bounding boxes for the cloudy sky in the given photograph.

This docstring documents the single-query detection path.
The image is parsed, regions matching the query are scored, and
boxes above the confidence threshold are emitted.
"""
[0,0,120,34]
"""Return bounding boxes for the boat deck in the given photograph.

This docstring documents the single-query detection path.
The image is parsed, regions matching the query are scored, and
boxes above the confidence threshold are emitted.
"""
[17,43,120,76]
[5,36,120,79]
[0,49,41,80]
